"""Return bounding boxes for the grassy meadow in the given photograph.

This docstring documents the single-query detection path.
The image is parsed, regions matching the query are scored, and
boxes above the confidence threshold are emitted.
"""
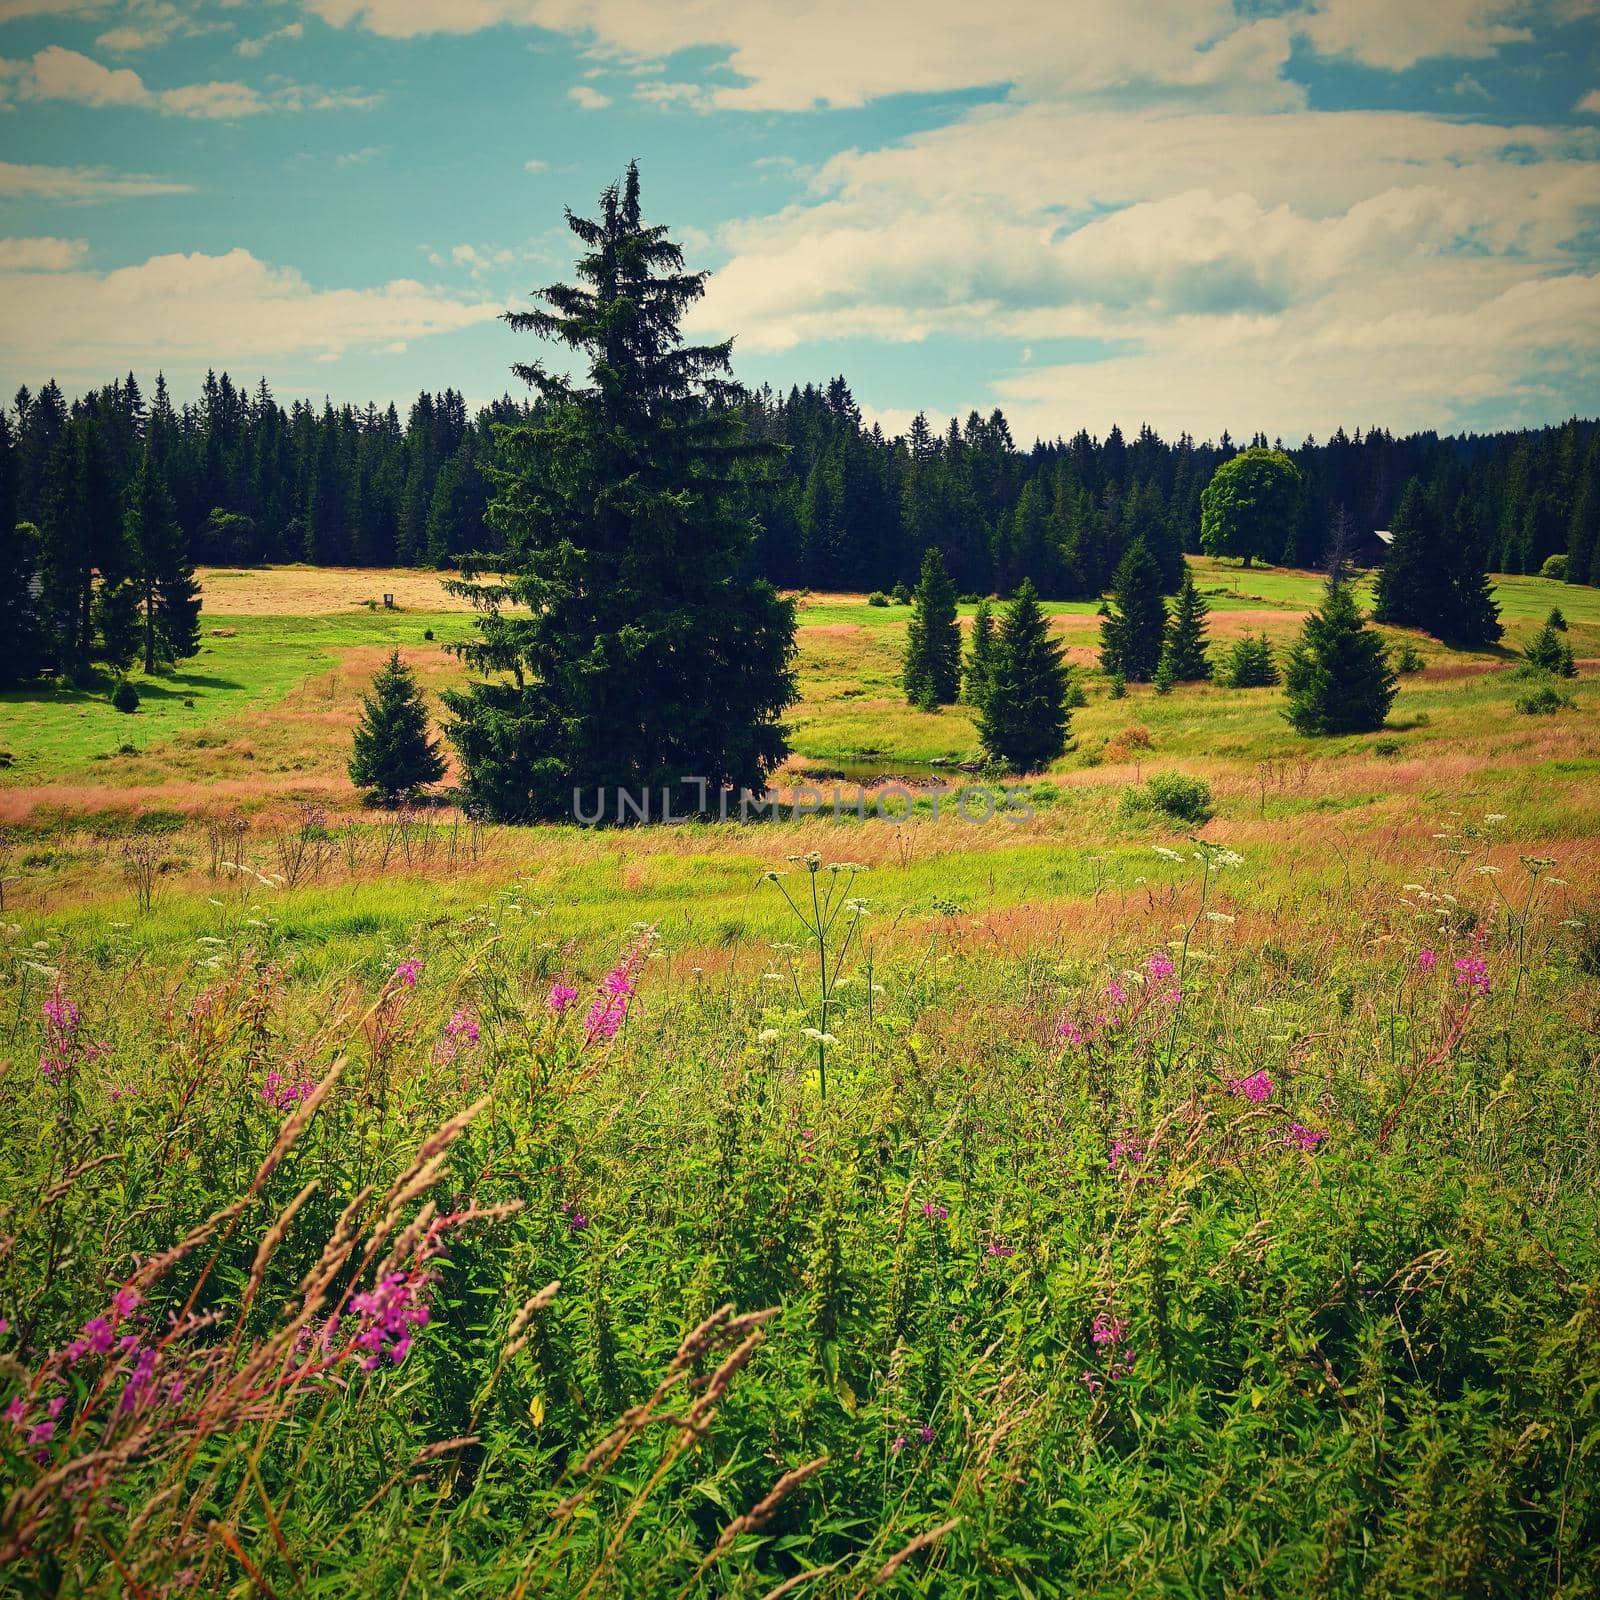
[2,559,1599,1595]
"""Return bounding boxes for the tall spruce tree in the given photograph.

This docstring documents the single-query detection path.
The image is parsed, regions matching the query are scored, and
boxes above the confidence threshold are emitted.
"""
[124,450,201,672]
[443,164,796,821]
[350,650,447,801]
[903,545,961,708]
[1437,497,1502,647]
[963,597,997,711]
[1158,569,1212,681]
[979,579,1070,771]
[1371,478,1442,630]
[1223,634,1280,688]
[1098,536,1167,682]
[1283,567,1398,735]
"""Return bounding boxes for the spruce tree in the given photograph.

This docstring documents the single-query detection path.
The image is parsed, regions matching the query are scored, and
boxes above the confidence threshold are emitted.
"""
[1098,537,1167,682]
[1158,569,1212,681]
[903,546,961,708]
[1372,478,1442,630]
[443,164,796,821]
[124,451,201,672]
[1524,621,1576,677]
[349,651,447,801]
[1283,570,1398,735]
[0,520,46,687]
[1223,634,1280,688]
[979,579,1070,771]
[963,597,997,711]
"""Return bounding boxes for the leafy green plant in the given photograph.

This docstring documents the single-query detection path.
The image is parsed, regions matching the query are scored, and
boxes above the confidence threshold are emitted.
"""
[1121,770,1215,824]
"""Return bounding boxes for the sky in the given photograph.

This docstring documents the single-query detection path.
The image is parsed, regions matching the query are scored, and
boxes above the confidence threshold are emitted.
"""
[0,0,1597,446]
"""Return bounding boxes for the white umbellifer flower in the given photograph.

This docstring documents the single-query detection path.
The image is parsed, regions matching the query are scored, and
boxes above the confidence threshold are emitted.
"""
[1205,911,1236,923]
[758,1029,781,1045]
[762,972,785,983]
[1485,813,1506,824]
[1152,846,1184,862]
[801,1028,839,1045]
[1403,883,1426,892]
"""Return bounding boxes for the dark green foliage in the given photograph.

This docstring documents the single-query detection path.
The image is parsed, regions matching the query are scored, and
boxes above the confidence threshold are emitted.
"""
[1371,478,1439,629]
[1223,633,1280,688]
[903,546,962,708]
[1515,682,1575,715]
[1098,538,1167,682]
[866,590,889,607]
[1121,770,1214,823]
[1393,638,1425,673]
[1540,553,1568,580]
[1547,606,1567,631]
[1158,571,1212,682]
[890,581,910,604]
[1107,671,1127,699]
[0,520,47,687]
[977,579,1070,771]
[109,678,139,713]
[92,577,141,674]
[962,598,997,710]
[1199,448,1303,567]
[125,451,202,672]
[1523,622,1576,677]
[443,165,797,822]
[349,650,446,801]
[1284,571,1398,735]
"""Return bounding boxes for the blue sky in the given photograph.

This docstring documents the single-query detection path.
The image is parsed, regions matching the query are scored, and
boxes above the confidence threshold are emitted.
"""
[1,0,1597,444]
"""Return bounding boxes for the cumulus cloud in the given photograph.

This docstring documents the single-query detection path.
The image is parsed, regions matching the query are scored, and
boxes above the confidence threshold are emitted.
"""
[0,235,89,270]
[0,160,192,199]
[237,21,305,57]
[0,247,503,380]
[0,45,375,118]
[1577,88,1600,113]
[680,101,1600,438]
[567,83,610,108]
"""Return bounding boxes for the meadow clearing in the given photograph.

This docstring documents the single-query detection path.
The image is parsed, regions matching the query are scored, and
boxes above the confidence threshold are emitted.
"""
[1,559,1599,1595]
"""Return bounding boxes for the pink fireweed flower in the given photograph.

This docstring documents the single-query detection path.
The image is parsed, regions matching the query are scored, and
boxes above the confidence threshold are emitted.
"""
[110,1287,140,1320]
[1105,979,1127,1008]
[120,1345,158,1412]
[1283,1123,1328,1153]
[3,1398,24,1426]
[547,982,579,1014]
[39,984,84,1083]
[393,959,423,988]
[1416,948,1437,973]
[1147,949,1175,982]
[261,1068,315,1110]
[1108,1137,1146,1176]
[985,1238,1015,1257]
[921,1200,948,1221]
[444,1010,480,1045]
[1454,954,1490,995]
[1091,1312,1128,1348]
[348,1269,434,1370]
[1227,1070,1276,1103]
[1055,1018,1084,1045]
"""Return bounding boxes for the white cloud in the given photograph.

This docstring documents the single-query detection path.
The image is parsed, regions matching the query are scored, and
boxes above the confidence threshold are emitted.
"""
[1292,0,1532,70]
[95,2,200,51]
[567,83,610,109]
[682,101,1600,438]
[0,160,192,199]
[0,235,88,270]
[0,0,106,19]
[1577,88,1600,113]
[337,144,383,164]
[0,247,502,380]
[0,46,375,118]
[238,21,305,56]
[523,157,548,171]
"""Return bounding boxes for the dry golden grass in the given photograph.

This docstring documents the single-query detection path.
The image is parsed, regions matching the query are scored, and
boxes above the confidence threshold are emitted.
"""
[198,565,487,616]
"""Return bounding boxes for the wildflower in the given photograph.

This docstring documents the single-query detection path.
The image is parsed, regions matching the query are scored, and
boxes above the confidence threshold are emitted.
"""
[891,1434,906,1454]
[985,1238,1015,1257]
[1283,1123,1328,1152]
[1147,949,1175,982]
[1226,1069,1275,1103]
[261,1067,315,1110]
[348,1269,434,1370]
[922,1200,948,1221]
[757,1028,781,1046]
[1108,1137,1145,1175]
[917,1424,935,1445]
[547,982,579,1014]
[3,1398,23,1426]
[1091,1312,1128,1347]
[1105,979,1127,1008]
[1417,948,1437,973]
[1454,954,1490,995]
[1152,846,1184,862]
[444,1010,480,1045]
[39,984,84,1084]
[393,959,423,987]
[120,1345,158,1412]
[1056,1019,1084,1045]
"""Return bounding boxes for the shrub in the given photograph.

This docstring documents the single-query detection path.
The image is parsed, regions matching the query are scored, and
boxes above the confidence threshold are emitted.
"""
[1121,770,1214,824]
[1516,682,1575,715]
[1393,639,1425,673]
[890,581,910,605]
[1223,634,1280,688]
[111,680,140,714]
[424,628,435,641]
[958,592,984,605]
[866,591,889,607]
[1524,622,1576,677]
[1540,553,1569,581]
[1374,737,1402,756]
